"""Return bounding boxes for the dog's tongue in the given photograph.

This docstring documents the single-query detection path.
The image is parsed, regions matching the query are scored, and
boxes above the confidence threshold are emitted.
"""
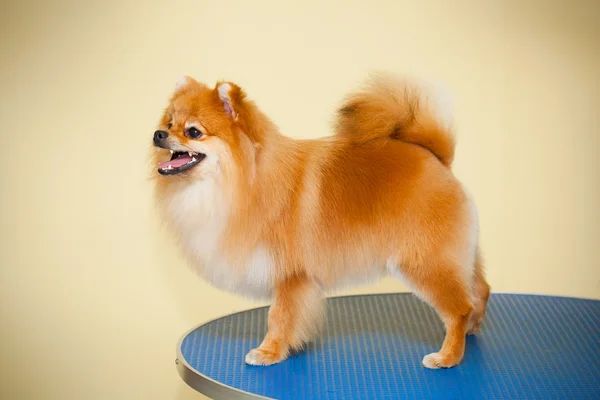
[158,154,192,169]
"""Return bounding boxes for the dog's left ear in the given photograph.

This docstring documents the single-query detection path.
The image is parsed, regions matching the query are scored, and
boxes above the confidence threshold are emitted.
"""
[215,81,244,120]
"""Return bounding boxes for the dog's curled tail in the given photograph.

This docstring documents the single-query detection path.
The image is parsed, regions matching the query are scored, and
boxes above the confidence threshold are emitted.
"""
[335,73,456,167]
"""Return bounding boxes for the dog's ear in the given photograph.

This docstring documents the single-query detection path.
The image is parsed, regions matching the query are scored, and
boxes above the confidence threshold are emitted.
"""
[174,75,198,92]
[215,81,245,120]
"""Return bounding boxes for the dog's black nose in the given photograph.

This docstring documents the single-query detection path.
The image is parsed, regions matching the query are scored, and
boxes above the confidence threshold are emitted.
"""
[154,130,169,145]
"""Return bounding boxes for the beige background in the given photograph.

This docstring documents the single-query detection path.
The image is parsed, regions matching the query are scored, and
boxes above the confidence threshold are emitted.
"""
[1,0,598,399]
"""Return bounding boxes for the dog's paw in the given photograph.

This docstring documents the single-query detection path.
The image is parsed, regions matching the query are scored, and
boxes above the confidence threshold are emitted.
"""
[245,348,287,366]
[422,352,461,369]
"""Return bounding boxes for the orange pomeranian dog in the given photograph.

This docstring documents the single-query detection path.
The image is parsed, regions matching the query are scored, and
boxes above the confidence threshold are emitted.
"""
[151,73,490,369]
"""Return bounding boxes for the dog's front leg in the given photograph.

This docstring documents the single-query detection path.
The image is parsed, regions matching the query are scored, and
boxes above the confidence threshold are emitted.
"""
[245,274,324,366]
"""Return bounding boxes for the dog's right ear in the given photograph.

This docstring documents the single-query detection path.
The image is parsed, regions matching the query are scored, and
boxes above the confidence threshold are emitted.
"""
[174,75,198,92]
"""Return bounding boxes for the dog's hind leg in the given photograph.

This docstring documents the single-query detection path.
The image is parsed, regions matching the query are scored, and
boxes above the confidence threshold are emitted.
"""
[391,256,474,369]
[468,247,491,335]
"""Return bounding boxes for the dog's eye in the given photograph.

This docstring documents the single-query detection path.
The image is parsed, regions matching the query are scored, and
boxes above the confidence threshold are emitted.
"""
[167,122,172,129]
[187,127,203,139]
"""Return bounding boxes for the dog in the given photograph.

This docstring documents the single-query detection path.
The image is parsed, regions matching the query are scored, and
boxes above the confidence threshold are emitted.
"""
[151,73,490,369]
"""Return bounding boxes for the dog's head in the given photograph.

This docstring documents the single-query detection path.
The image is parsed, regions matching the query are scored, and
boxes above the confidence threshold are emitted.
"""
[152,76,262,184]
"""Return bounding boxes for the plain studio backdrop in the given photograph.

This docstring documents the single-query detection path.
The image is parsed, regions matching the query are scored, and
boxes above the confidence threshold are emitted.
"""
[0,0,598,399]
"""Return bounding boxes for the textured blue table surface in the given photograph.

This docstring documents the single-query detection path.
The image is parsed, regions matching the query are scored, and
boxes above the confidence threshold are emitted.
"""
[177,293,600,399]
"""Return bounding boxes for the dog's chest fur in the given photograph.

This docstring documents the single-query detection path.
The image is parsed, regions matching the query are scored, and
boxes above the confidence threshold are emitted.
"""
[161,179,274,299]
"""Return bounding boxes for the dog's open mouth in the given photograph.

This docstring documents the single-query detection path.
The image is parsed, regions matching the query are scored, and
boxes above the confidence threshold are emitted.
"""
[158,151,206,175]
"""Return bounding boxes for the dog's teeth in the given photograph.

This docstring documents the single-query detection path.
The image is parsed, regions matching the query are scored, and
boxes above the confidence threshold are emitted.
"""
[166,165,172,170]
[188,152,193,157]
[192,157,197,162]
[170,150,173,154]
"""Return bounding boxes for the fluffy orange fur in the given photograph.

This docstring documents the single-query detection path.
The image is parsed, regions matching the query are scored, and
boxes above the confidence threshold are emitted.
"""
[151,73,490,369]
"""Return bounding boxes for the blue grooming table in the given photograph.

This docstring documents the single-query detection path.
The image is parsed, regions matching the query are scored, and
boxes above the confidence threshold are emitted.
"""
[176,293,600,399]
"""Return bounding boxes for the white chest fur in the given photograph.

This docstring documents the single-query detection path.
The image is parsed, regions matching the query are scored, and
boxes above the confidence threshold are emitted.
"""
[161,179,274,300]
[200,247,274,299]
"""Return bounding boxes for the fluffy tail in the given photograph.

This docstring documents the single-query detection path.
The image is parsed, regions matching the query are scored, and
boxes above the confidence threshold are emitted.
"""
[335,73,456,167]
